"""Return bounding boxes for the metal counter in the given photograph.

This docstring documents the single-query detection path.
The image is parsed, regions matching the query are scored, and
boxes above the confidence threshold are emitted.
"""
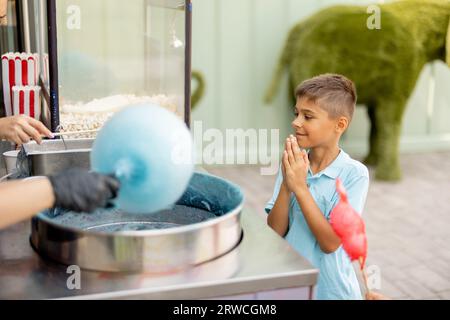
[0,208,318,299]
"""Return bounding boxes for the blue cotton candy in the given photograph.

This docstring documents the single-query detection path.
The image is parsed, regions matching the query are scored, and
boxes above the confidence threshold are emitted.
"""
[91,103,194,214]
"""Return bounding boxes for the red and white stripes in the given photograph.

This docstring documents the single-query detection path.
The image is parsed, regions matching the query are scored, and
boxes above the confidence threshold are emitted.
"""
[2,52,40,117]
[12,86,41,120]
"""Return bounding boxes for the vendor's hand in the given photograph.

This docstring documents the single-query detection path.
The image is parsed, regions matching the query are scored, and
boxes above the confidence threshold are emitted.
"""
[48,168,120,213]
[282,135,309,194]
[0,115,53,145]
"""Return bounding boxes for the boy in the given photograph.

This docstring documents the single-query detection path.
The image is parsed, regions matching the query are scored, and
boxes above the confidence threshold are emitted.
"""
[266,74,369,300]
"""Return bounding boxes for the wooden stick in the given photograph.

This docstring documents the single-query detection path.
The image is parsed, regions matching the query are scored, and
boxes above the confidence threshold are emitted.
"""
[51,129,99,137]
[359,257,370,294]
[362,267,370,293]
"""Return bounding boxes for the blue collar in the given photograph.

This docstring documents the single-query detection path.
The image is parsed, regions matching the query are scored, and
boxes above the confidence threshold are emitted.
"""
[307,149,347,179]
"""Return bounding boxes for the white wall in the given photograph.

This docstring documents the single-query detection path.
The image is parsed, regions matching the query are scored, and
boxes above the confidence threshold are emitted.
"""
[191,0,450,159]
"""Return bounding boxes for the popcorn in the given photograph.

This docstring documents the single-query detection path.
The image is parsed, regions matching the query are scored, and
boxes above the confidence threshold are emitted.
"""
[59,94,181,138]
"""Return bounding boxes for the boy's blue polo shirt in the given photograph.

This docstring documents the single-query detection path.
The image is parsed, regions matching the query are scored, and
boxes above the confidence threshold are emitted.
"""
[265,149,369,300]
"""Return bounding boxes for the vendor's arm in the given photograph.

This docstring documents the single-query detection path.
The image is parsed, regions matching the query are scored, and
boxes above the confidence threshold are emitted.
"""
[0,169,120,229]
[284,136,341,254]
[0,115,53,145]
[0,177,54,229]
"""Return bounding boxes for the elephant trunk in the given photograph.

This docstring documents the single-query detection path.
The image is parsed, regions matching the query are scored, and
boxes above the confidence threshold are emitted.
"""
[446,10,450,67]
[191,71,205,110]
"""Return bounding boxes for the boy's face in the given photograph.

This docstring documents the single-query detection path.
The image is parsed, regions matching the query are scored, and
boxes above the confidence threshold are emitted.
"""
[291,97,341,149]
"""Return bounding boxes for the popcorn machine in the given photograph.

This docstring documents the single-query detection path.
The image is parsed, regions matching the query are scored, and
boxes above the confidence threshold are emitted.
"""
[0,1,319,299]
[2,0,192,134]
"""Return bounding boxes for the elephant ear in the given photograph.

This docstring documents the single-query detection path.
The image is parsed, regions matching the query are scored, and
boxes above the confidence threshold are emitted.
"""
[447,18,450,67]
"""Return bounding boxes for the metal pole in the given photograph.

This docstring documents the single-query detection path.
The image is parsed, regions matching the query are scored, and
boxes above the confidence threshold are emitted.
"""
[15,0,23,51]
[38,0,46,69]
[22,0,30,52]
[184,0,192,129]
[46,0,59,132]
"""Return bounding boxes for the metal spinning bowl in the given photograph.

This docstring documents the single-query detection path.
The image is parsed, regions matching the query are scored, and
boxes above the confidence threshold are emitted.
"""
[30,172,244,273]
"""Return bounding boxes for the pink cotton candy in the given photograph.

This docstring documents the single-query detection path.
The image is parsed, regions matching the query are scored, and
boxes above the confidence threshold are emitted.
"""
[330,179,367,270]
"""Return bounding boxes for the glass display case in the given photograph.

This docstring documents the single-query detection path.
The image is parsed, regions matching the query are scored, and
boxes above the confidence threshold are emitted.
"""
[27,0,192,135]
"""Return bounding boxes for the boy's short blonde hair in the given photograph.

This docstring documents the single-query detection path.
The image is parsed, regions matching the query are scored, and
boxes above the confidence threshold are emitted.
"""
[295,73,357,122]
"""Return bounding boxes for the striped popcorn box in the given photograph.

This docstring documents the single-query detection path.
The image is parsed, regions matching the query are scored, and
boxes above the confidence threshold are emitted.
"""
[2,52,40,116]
[12,86,41,120]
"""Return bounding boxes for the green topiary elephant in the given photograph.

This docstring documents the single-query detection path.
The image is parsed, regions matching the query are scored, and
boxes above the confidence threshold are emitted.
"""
[265,0,450,181]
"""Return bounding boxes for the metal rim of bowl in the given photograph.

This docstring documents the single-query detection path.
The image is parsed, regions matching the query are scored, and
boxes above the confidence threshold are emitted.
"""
[34,171,245,237]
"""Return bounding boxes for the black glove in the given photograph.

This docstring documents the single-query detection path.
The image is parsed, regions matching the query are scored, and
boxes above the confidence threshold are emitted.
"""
[48,168,120,213]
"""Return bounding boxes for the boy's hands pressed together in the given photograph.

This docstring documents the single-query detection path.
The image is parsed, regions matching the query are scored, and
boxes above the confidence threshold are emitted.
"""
[267,135,305,237]
[281,135,341,254]
[270,134,341,253]
[282,135,309,195]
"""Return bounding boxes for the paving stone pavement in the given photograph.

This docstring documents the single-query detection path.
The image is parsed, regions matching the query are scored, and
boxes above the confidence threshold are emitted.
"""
[205,151,450,300]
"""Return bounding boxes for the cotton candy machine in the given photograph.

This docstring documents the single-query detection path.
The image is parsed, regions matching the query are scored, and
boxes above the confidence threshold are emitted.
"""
[19,0,245,274]
[31,172,244,273]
